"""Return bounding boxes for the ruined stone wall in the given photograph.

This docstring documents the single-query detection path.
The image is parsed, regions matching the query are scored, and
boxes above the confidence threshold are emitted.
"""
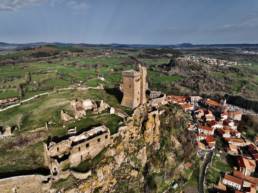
[150,95,167,107]
[48,140,72,158]
[69,131,111,167]
[0,175,49,193]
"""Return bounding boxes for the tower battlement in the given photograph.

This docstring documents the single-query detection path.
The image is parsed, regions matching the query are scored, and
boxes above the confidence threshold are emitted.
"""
[122,70,140,77]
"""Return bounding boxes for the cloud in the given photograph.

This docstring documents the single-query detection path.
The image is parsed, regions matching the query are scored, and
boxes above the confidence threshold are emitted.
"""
[67,0,89,10]
[0,0,89,11]
[0,0,45,11]
[50,0,89,11]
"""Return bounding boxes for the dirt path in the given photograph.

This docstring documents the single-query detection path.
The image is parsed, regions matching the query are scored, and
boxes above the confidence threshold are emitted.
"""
[0,85,104,113]
[198,151,213,193]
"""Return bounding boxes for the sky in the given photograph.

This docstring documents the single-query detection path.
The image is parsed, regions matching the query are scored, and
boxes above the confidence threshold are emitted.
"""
[0,0,258,44]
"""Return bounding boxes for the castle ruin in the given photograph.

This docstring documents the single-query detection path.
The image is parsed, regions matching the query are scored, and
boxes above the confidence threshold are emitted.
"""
[121,65,147,109]
[45,125,111,178]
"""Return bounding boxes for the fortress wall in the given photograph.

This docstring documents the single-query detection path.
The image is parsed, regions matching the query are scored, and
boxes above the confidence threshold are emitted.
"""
[71,170,92,180]
[0,175,48,193]
[69,131,111,167]
[48,140,72,158]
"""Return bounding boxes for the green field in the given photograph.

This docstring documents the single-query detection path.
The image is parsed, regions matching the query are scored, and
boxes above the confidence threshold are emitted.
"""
[0,140,45,175]
[67,113,123,135]
[0,88,124,175]
[0,47,179,100]
[0,89,122,132]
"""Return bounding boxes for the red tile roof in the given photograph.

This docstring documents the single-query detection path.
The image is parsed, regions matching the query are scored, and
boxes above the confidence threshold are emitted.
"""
[206,136,215,143]
[237,156,256,170]
[225,138,245,144]
[199,126,214,132]
[233,170,258,185]
[206,99,221,107]
[223,174,243,185]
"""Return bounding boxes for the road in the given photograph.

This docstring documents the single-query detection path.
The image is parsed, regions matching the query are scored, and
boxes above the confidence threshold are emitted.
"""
[198,151,213,193]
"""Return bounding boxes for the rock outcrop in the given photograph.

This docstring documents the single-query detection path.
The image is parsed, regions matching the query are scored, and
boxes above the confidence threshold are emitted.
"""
[55,104,196,193]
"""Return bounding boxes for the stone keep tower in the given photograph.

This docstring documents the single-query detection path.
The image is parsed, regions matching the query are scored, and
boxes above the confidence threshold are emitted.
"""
[121,65,147,109]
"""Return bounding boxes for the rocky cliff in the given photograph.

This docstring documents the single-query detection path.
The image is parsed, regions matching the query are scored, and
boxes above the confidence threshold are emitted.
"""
[60,104,196,193]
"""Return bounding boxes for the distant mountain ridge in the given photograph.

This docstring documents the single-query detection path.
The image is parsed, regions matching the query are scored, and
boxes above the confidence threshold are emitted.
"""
[1,42,258,50]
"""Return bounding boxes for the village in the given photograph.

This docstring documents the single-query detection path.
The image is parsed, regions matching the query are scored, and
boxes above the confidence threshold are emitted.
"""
[167,94,258,193]
[177,55,238,66]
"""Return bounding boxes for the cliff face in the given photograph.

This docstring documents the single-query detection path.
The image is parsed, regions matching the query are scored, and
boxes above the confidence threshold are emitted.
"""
[65,104,196,193]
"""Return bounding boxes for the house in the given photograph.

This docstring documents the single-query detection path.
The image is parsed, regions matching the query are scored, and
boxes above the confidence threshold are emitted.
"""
[180,103,194,112]
[228,111,242,121]
[228,120,238,130]
[230,129,241,138]
[223,120,238,130]
[227,144,239,155]
[205,110,216,122]
[205,99,222,109]
[237,156,256,176]
[166,96,187,105]
[190,96,202,105]
[211,121,223,129]
[233,170,258,190]
[205,136,216,149]
[195,109,205,119]
[222,174,243,190]
[225,138,246,147]
[198,126,214,135]
[221,128,241,139]
[221,111,229,121]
